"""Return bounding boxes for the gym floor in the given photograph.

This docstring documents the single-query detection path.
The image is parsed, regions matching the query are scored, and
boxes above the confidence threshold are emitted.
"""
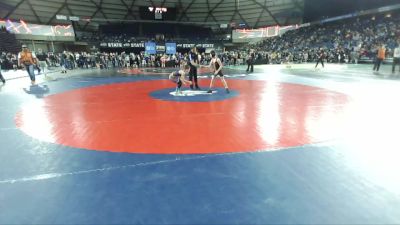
[1,64,400,224]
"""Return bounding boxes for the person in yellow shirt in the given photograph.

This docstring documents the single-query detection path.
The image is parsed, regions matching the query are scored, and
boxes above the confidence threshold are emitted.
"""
[373,44,386,73]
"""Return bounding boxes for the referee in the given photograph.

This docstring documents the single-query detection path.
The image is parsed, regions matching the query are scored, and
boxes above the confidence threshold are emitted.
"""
[189,47,201,90]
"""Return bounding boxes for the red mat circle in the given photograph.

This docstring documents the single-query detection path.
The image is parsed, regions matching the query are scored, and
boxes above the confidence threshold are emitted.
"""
[15,79,349,154]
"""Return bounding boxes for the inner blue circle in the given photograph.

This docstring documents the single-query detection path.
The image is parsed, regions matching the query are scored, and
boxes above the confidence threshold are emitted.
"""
[150,87,239,102]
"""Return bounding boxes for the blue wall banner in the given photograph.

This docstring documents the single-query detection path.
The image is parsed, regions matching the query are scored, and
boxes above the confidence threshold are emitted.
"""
[145,42,156,54]
[165,42,176,54]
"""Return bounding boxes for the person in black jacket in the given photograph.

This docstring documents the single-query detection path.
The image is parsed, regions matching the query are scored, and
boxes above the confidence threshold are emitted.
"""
[0,54,5,84]
[36,49,48,76]
[0,67,5,84]
[315,49,325,68]
[246,51,254,73]
[188,47,201,90]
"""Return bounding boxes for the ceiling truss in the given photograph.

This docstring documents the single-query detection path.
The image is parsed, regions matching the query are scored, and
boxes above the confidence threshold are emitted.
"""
[0,0,304,31]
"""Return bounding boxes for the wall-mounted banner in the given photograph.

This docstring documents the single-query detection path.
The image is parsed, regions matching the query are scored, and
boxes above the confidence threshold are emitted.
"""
[99,42,214,49]
[0,19,74,37]
[176,43,214,48]
[145,42,156,54]
[104,43,122,48]
[131,42,145,47]
[156,44,165,53]
[100,42,145,48]
[165,42,176,54]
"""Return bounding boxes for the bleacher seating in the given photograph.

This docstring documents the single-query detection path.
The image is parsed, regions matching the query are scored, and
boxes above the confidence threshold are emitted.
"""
[0,29,20,54]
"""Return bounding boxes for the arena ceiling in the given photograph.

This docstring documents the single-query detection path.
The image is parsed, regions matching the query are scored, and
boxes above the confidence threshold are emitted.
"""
[0,0,304,30]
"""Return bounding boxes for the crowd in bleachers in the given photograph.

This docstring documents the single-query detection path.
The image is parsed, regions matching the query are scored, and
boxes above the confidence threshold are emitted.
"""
[77,23,215,43]
[1,50,225,74]
[2,11,400,77]
[240,12,400,64]
[77,33,223,43]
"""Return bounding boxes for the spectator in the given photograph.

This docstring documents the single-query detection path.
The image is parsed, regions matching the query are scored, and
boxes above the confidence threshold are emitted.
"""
[373,44,386,73]
[392,43,400,74]
[18,44,37,85]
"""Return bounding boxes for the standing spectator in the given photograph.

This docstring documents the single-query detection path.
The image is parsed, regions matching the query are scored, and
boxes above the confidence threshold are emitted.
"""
[48,52,56,67]
[135,54,140,68]
[161,54,166,68]
[246,51,254,73]
[0,69,4,84]
[36,49,48,76]
[0,53,6,84]
[18,44,38,85]
[303,51,309,63]
[233,53,237,66]
[373,44,386,73]
[315,49,325,68]
[392,43,400,74]
[0,63,5,85]
[60,51,68,73]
